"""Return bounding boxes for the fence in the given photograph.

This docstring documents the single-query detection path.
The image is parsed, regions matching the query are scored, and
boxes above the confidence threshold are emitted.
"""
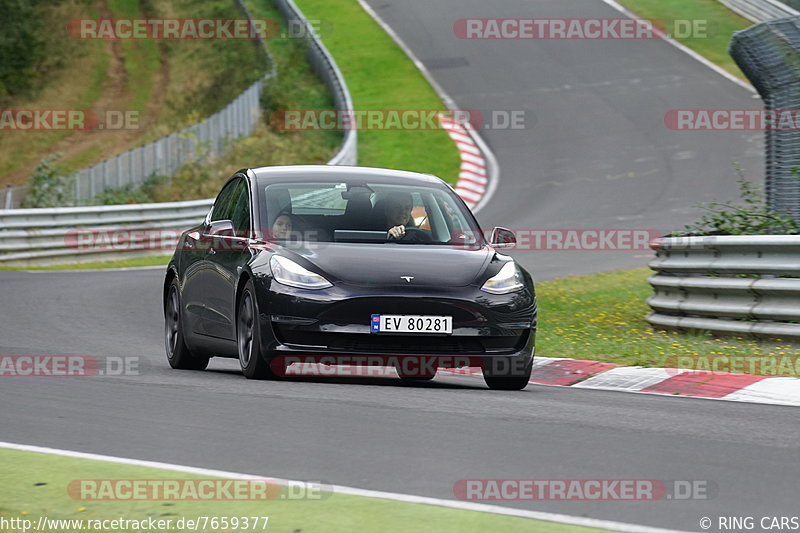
[718,0,799,22]
[647,236,800,339]
[730,16,800,224]
[0,0,357,264]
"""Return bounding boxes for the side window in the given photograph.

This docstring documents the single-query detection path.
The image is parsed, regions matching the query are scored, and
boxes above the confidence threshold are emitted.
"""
[230,180,251,234]
[210,179,240,222]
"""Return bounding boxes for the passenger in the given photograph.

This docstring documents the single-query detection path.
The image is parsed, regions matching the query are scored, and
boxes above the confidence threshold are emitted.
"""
[383,192,414,240]
[271,211,293,240]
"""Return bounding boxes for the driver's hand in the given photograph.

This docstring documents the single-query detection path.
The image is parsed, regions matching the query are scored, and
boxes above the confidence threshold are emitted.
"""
[388,225,405,239]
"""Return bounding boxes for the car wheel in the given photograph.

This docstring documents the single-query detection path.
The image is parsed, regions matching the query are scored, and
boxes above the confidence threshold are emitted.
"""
[238,279,280,380]
[165,279,209,370]
[482,357,532,390]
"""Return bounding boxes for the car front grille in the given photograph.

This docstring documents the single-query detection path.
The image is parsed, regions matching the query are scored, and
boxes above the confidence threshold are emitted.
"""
[274,328,526,354]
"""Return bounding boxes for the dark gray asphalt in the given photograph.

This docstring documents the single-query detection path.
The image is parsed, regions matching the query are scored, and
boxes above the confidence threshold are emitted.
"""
[2,269,799,532]
[3,1,793,532]
[364,0,763,280]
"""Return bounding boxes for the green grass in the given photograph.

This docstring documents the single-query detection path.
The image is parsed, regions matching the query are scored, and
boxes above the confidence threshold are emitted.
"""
[0,255,170,271]
[616,0,753,80]
[537,268,800,371]
[0,448,614,533]
[293,0,461,184]
[107,0,162,115]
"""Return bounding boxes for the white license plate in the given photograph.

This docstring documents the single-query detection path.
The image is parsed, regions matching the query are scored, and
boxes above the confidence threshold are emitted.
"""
[371,315,453,334]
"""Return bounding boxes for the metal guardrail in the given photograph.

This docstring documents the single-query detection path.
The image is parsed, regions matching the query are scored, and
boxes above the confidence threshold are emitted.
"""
[718,0,799,23]
[0,0,357,265]
[273,0,356,166]
[5,1,277,208]
[647,235,800,339]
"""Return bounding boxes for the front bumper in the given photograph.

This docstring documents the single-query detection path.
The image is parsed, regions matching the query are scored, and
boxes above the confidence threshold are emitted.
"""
[253,277,536,360]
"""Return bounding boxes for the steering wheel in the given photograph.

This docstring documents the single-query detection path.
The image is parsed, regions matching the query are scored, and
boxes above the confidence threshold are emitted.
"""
[399,227,434,242]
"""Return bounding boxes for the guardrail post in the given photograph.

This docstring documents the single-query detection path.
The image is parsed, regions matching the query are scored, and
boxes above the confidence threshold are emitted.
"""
[4,186,12,210]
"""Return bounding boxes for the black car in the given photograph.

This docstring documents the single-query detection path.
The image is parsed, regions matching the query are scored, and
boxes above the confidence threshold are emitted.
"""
[163,166,536,390]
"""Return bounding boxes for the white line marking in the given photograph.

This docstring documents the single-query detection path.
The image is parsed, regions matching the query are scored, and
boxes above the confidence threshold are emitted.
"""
[0,441,693,533]
[599,0,756,93]
[15,265,167,274]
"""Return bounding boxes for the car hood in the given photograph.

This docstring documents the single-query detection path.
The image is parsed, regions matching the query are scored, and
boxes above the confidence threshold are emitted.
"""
[285,243,494,287]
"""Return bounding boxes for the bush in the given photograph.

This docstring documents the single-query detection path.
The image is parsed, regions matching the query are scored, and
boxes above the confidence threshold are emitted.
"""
[92,174,168,205]
[21,154,75,208]
[673,164,799,236]
[0,0,44,105]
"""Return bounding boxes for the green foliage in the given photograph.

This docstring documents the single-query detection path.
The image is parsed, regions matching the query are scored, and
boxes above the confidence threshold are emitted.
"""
[674,164,800,236]
[21,154,74,208]
[0,0,44,104]
[93,173,168,205]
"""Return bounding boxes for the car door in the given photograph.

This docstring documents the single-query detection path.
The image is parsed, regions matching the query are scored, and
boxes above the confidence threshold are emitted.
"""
[182,178,238,336]
[202,177,252,340]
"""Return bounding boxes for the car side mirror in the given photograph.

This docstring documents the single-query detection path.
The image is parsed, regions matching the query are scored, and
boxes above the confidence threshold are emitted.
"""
[208,219,235,237]
[490,227,516,249]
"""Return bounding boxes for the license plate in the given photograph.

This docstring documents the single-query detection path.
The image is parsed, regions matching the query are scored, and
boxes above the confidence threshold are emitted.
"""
[371,315,452,334]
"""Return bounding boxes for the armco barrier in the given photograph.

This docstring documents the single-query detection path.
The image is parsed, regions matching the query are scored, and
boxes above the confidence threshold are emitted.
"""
[0,199,214,264]
[647,235,800,339]
[718,0,799,23]
[0,0,357,265]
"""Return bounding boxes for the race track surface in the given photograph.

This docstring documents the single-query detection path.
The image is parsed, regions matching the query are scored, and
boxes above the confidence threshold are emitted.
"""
[2,1,791,531]
[1,269,798,531]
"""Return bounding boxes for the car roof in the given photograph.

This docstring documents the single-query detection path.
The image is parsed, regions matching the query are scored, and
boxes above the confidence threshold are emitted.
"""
[248,165,448,187]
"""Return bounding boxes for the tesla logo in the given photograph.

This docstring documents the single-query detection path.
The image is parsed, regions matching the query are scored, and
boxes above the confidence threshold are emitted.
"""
[401,276,414,283]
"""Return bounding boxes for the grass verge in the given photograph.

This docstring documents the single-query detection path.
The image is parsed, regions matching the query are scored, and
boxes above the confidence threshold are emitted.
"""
[615,0,753,80]
[0,448,614,533]
[537,268,799,373]
[0,255,170,271]
[293,0,461,184]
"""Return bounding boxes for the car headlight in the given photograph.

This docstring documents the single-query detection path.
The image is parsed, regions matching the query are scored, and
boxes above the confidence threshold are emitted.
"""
[480,261,524,294]
[270,255,332,290]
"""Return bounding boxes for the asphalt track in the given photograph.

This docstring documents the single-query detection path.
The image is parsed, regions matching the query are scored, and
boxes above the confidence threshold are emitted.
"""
[362,0,763,280]
[2,1,797,532]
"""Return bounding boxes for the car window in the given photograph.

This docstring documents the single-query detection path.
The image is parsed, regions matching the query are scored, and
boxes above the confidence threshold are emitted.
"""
[289,183,348,215]
[210,178,241,222]
[230,180,250,233]
[260,181,481,245]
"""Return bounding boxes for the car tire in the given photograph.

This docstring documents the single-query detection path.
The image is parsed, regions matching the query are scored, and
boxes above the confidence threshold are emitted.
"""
[165,279,210,371]
[238,279,281,380]
[482,357,532,390]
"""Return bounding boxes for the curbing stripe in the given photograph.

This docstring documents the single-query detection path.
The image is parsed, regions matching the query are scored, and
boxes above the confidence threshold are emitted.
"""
[0,441,694,533]
[439,114,489,208]
[532,358,800,407]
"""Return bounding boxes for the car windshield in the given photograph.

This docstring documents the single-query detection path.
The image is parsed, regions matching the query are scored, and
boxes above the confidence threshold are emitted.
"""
[259,181,483,245]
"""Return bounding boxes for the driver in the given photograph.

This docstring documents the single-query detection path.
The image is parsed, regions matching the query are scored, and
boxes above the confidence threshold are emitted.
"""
[383,192,414,239]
